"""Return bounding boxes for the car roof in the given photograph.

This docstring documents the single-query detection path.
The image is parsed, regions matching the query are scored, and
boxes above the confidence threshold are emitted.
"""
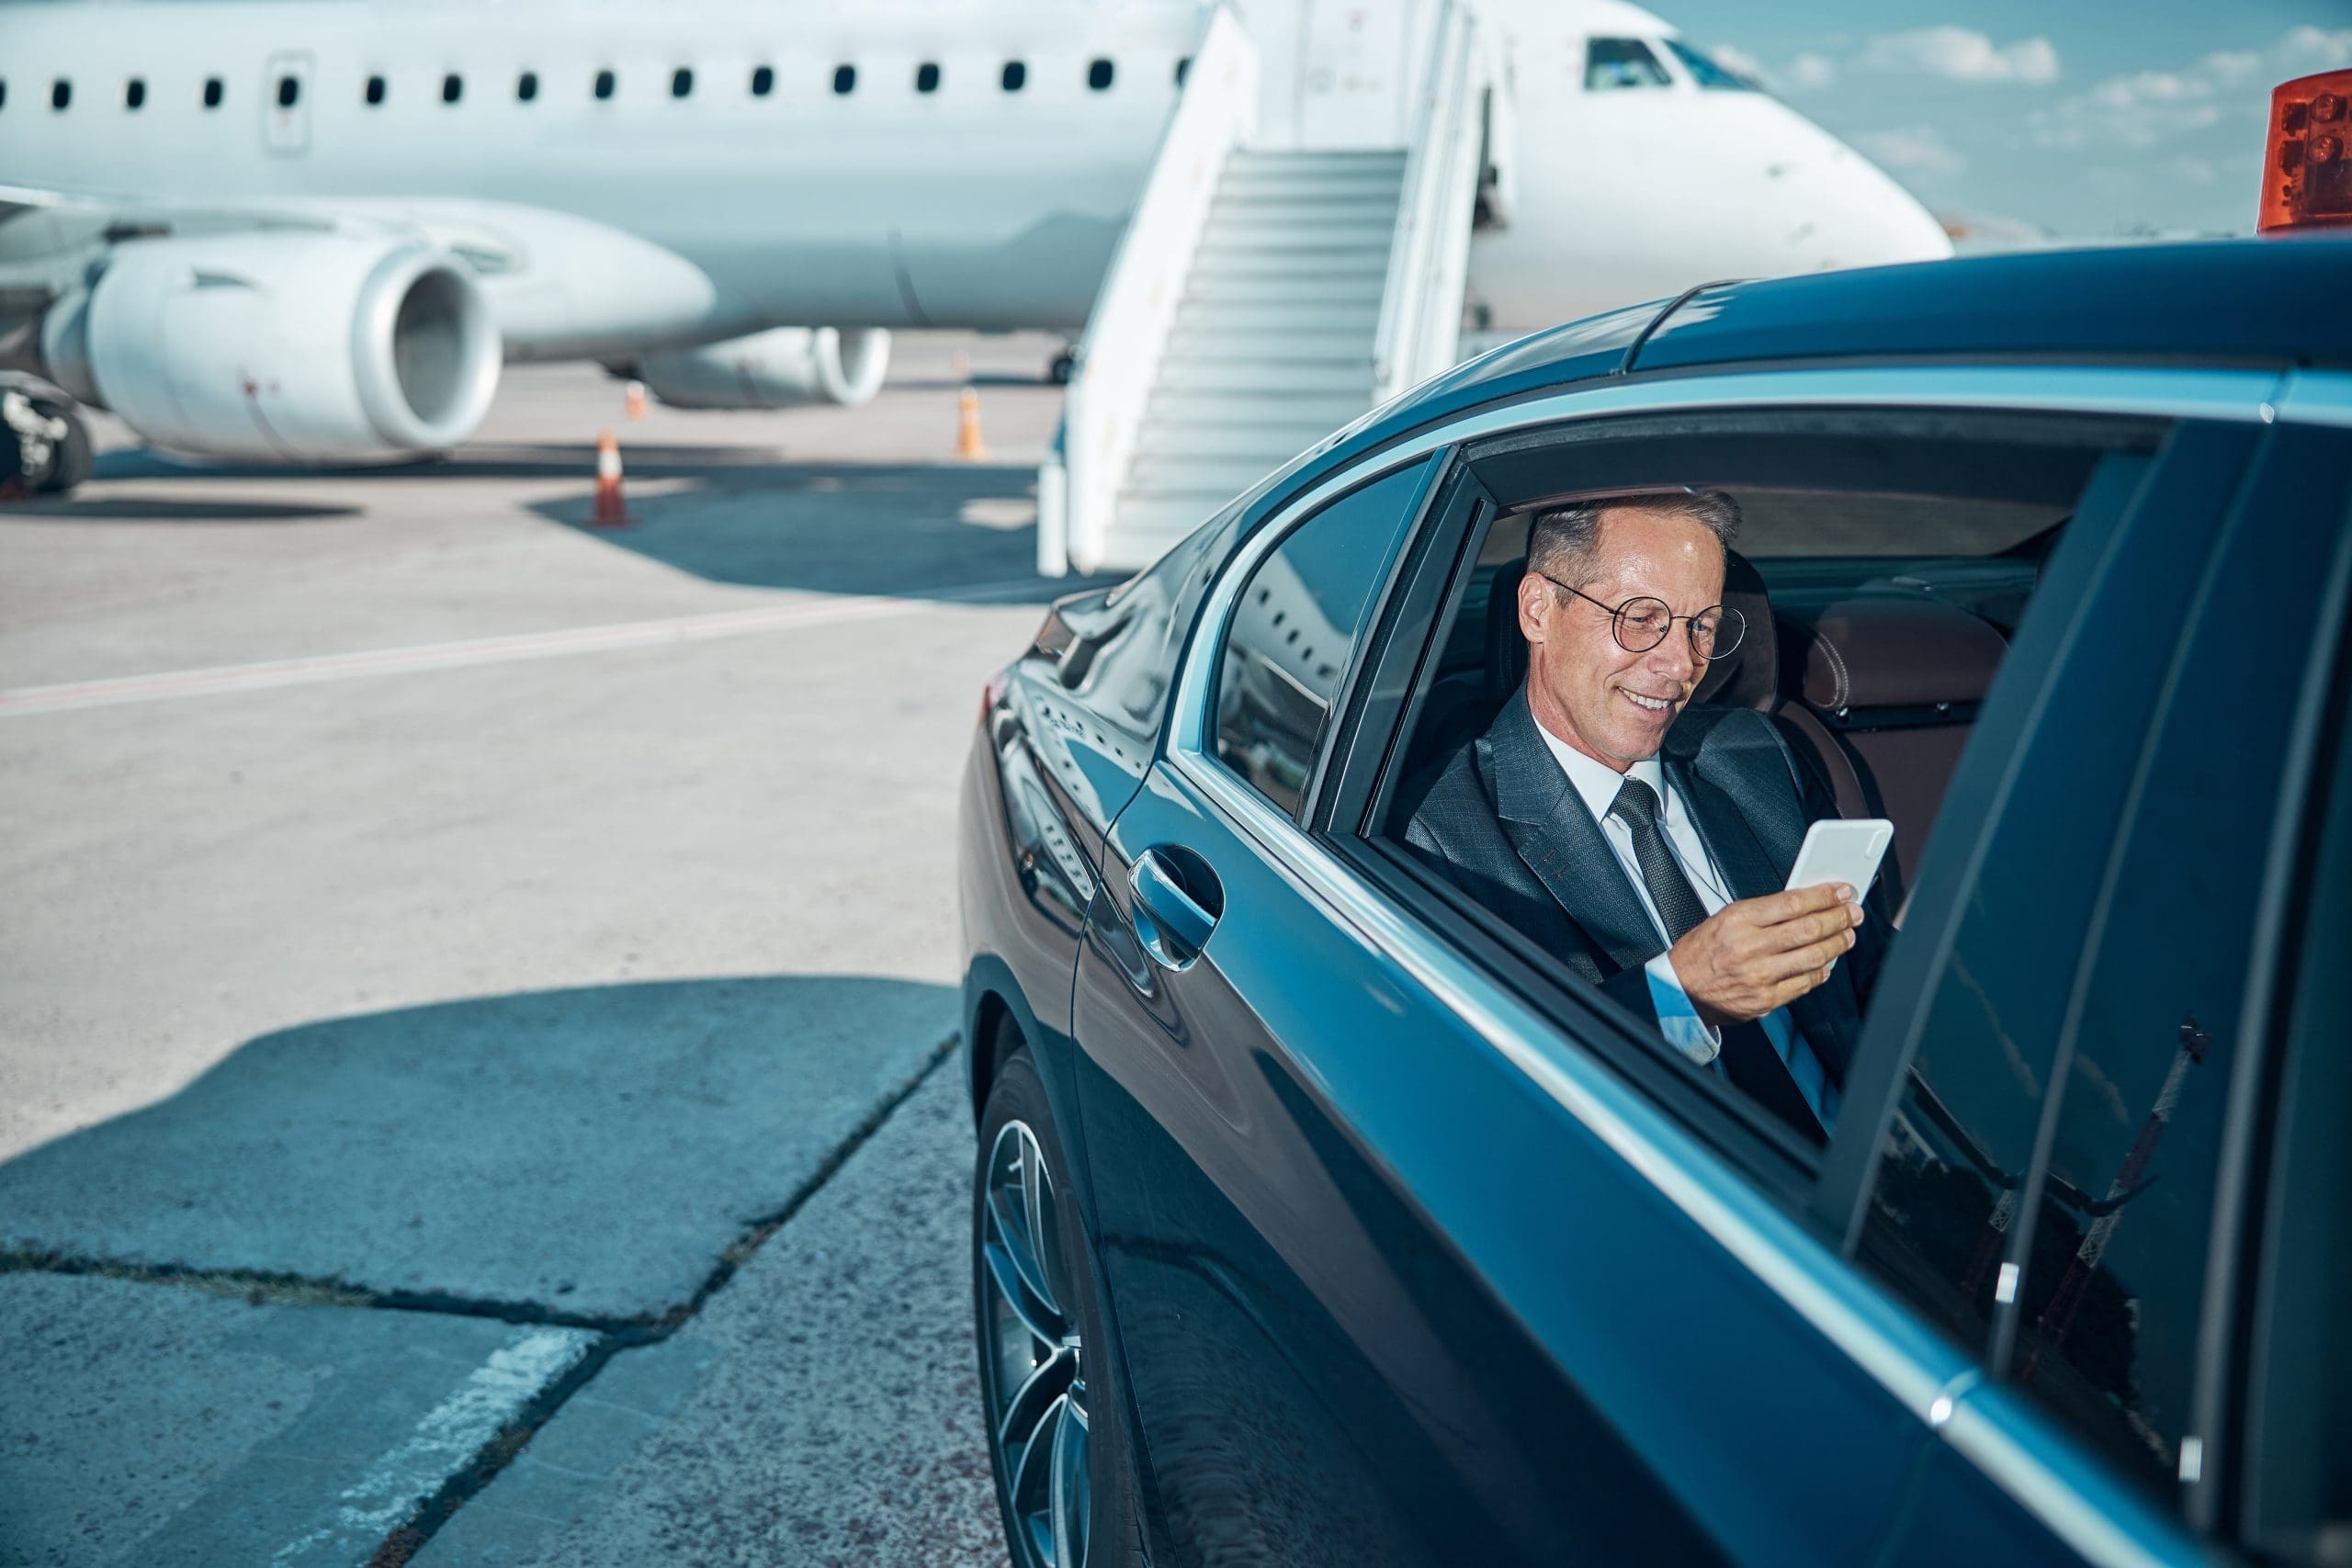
[1363,236,2352,445]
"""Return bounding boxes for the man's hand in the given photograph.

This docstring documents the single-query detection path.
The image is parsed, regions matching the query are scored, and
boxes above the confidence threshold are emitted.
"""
[1668,883,1863,1030]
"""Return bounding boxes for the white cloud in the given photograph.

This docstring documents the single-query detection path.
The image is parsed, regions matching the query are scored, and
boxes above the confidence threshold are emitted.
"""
[1856,27,2061,86]
[1786,52,1838,91]
[2027,27,2344,151]
[1855,125,1967,175]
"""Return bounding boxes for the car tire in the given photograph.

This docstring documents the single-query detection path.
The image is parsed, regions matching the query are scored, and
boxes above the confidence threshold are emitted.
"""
[974,1044,1146,1568]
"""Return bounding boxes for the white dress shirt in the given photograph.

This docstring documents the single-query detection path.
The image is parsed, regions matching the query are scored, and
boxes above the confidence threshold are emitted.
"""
[1535,724,1841,1125]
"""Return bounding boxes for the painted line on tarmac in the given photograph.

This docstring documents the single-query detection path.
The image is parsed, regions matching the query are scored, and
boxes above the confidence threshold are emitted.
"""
[0,581,1056,717]
[268,1326,595,1567]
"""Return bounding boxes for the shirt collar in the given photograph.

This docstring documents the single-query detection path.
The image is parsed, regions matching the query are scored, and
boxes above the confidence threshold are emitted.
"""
[1532,716,1667,827]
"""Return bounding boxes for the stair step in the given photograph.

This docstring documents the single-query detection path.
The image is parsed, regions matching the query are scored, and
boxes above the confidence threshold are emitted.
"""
[1170,299,1382,334]
[1223,146,1401,166]
[1190,250,1392,281]
[1207,196,1399,227]
[1160,325,1371,357]
[1179,274,1385,307]
[1145,389,1371,427]
[1196,220,1395,251]
[1131,419,1347,459]
[1155,360,1377,395]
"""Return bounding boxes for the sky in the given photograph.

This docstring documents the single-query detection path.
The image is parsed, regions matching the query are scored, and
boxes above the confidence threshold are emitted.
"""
[1658,0,2352,242]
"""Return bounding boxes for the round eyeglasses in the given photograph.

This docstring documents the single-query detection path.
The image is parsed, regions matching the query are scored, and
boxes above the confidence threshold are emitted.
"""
[1536,570,1747,661]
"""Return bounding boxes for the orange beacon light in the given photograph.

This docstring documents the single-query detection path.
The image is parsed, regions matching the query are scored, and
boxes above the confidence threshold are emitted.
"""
[2262,69,2352,233]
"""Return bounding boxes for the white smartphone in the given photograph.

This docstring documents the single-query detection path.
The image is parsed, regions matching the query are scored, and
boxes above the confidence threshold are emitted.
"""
[1785,818,1895,900]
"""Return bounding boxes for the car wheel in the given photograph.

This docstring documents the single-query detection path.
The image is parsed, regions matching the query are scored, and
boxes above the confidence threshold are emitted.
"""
[974,1046,1144,1568]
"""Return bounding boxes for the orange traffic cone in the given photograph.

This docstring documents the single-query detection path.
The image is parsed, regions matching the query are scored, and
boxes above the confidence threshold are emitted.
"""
[954,387,989,461]
[625,379,648,421]
[592,429,632,526]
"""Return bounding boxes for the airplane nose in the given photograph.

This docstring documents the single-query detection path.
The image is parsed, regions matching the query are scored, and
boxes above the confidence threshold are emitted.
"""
[1785,148,1955,269]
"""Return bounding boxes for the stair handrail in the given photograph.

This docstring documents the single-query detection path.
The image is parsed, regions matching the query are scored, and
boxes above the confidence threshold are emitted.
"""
[1043,6,1260,577]
[1369,0,1486,405]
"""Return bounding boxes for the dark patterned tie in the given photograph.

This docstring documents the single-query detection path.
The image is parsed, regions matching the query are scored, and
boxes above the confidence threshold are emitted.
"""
[1606,778,1708,942]
[1608,775,1828,1145]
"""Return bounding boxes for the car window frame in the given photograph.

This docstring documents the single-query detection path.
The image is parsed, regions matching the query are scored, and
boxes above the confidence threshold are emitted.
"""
[1197,453,1446,825]
[1318,403,2174,1195]
[2226,499,2352,1550]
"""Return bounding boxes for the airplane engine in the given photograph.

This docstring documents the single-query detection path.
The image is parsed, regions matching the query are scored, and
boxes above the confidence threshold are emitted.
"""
[41,231,502,462]
[633,327,890,411]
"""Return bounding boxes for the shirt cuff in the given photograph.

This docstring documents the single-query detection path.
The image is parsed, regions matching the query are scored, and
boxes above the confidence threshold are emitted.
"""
[1645,952,1724,1066]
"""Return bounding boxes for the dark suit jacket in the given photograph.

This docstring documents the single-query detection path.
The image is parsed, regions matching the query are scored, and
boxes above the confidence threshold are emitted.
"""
[1403,688,1889,1086]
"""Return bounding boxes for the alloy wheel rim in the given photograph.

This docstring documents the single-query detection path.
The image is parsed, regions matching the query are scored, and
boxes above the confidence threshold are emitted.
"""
[980,1119,1091,1568]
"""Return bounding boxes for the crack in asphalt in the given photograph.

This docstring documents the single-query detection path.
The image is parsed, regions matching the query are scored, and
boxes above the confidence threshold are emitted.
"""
[2,1031,963,1568]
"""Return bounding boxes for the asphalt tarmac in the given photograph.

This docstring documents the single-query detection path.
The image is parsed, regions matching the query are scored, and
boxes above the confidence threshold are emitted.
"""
[0,333,1094,1566]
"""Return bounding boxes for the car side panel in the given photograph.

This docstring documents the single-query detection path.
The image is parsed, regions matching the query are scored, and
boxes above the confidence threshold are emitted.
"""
[1074,762,1929,1566]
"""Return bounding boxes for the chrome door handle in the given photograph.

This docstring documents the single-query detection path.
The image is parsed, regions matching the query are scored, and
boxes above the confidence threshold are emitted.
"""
[1129,849,1219,970]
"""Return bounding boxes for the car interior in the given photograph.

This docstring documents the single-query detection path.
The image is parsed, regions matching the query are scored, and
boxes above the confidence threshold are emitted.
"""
[1384,491,2066,919]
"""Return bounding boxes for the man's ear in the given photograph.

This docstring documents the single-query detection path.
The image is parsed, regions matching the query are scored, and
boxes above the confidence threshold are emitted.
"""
[1517,570,1551,646]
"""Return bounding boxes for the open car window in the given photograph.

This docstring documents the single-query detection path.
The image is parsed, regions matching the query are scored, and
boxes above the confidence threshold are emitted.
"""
[1311,407,2170,1187]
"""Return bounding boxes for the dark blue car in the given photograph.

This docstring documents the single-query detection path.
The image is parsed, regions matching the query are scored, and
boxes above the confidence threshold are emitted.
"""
[957,237,2352,1568]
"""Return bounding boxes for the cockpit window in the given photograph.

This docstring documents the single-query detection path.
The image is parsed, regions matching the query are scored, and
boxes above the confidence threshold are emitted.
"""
[1665,39,1759,91]
[1585,39,1671,91]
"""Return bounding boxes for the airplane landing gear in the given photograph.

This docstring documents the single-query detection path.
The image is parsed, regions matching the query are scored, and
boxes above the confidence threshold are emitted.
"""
[1,379,91,496]
[1046,348,1077,386]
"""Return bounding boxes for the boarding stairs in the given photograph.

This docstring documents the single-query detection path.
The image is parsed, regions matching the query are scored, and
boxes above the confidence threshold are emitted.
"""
[1112,149,1398,551]
[1039,0,1500,576]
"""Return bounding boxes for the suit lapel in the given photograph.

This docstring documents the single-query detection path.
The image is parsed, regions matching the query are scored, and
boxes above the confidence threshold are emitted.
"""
[1484,694,1664,974]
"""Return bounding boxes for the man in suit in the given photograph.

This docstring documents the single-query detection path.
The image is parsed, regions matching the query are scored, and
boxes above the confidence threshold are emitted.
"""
[1405,491,1886,1145]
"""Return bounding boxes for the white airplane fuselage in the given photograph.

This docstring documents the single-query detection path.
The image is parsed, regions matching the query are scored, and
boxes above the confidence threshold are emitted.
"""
[0,0,1951,468]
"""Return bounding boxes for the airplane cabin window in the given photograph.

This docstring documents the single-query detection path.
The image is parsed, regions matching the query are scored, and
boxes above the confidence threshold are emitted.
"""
[594,70,616,101]
[126,78,146,110]
[441,73,463,105]
[367,74,388,106]
[1585,39,1671,91]
[1664,39,1759,91]
[1088,59,1115,91]
[751,65,775,97]
[277,75,300,109]
[832,65,856,96]
[203,76,224,108]
[51,79,71,111]
[916,62,941,94]
[1175,56,1193,86]
[1001,62,1027,92]
[671,68,693,99]
[515,73,537,103]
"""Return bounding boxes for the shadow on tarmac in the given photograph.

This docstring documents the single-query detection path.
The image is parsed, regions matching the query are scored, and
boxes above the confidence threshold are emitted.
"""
[0,975,960,1324]
[82,442,1128,600]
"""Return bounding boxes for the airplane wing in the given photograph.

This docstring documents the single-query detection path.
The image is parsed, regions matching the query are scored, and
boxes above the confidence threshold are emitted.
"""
[0,184,732,362]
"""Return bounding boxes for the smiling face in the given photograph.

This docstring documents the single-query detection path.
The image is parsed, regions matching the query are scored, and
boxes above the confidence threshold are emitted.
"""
[1519,504,1726,771]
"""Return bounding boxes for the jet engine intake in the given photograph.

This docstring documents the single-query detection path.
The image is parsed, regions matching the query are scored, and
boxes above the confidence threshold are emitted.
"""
[44,231,502,461]
[633,327,890,411]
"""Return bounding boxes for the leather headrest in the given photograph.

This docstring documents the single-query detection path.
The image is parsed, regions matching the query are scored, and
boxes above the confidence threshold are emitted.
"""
[1486,547,1779,713]
[1691,548,1777,711]
[1781,594,2007,714]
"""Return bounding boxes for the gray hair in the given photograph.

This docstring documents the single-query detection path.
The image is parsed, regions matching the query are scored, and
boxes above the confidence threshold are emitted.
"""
[1527,490,1742,590]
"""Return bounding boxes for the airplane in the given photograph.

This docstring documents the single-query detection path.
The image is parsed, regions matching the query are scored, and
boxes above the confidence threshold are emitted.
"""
[0,0,1951,495]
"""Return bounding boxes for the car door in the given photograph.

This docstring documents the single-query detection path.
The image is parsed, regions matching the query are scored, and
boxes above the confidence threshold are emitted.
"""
[1857,415,2352,1562]
[1069,447,1919,1567]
